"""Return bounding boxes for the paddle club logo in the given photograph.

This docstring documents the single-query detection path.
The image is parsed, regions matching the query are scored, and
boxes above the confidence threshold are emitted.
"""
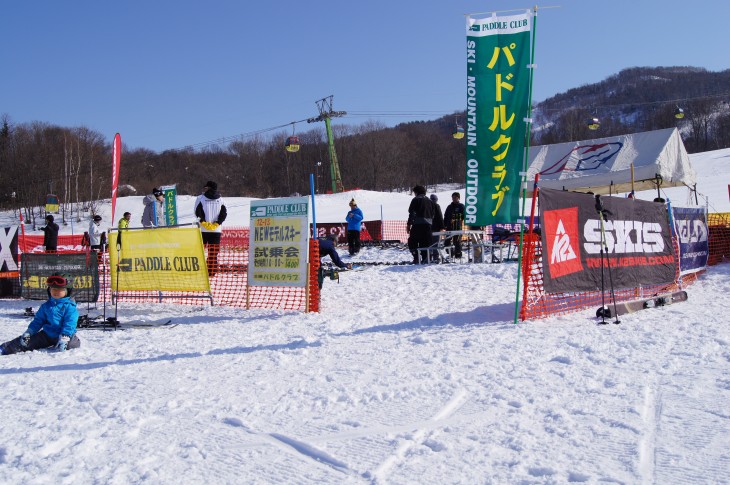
[544,207,583,278]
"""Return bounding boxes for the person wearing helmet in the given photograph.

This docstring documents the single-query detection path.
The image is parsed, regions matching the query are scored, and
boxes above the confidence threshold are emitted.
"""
[1,274,81,355]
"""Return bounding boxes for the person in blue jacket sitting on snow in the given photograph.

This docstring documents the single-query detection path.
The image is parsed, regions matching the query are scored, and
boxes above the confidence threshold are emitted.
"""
[1,273,81,355]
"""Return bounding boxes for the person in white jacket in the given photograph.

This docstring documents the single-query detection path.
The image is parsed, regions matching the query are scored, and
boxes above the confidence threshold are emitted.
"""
[194,180,227,277]
[88,215,105,252]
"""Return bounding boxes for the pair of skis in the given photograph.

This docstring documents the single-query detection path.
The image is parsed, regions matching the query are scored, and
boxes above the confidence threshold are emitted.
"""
[77,315,177,330]
[596,290,688,320]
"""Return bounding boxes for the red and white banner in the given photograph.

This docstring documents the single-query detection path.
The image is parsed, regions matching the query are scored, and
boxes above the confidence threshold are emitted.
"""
[18,234,85,253]
[111,133,122,223]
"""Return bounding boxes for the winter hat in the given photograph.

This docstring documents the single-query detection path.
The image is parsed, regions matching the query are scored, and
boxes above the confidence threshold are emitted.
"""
[93,215,102,222]
[349,198,357,206]
[430,194,438,202]
[152,188,164,197]
[46,214,54,222]
[205,181,218,191]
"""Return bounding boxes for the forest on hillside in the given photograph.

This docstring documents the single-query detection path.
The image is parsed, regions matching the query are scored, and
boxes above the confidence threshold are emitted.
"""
[1,66,728,222]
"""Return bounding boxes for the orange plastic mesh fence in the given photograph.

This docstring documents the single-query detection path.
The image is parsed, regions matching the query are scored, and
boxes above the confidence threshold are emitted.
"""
[707,212,730,265]
[308,239,321,312]
[381,220,408,242]
[519,212,730,320]
[61,226,320,312]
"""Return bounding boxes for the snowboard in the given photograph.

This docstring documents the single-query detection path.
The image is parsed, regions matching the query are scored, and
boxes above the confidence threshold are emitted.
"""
[597,290,688,318]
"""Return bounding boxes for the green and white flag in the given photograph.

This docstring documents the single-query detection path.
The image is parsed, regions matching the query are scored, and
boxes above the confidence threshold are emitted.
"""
[465,11,532,225]
[160,185,178,226]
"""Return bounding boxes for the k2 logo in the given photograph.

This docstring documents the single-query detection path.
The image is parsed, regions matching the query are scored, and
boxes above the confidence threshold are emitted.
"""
[544,207,583,278]
[551,220,577,264]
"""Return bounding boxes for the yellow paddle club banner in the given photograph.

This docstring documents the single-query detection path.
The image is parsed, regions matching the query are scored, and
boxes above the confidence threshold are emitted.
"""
[109,227,210,292]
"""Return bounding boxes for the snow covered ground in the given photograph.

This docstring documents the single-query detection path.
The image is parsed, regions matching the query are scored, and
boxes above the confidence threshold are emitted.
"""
[0,149,728,484]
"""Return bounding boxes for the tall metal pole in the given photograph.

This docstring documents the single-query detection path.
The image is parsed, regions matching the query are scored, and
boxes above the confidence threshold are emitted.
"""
[308,95,346,193]
[514,6,539,324]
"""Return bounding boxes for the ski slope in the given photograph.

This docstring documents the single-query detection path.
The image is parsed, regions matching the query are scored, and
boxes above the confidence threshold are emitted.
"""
[0,148,728,484]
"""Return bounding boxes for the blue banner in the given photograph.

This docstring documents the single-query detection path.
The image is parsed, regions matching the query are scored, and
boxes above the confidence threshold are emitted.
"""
[672,206,708,274]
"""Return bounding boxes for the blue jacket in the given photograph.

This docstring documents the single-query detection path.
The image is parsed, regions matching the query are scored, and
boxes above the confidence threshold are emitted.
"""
[345,206,363,231]
[26,296,79,339]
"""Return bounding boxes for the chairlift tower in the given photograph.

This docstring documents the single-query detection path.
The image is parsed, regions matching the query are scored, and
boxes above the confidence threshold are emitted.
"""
[307,95,346,193]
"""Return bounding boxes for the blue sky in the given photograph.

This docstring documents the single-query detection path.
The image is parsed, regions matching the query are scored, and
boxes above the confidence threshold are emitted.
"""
[1,1,728,152]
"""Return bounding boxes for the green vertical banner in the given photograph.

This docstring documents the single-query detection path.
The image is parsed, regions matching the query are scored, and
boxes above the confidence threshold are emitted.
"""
[160,184,178,226]
[465,11,532,225]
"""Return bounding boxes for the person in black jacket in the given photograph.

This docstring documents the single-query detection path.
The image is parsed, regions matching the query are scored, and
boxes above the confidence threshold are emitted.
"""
[41,215,59,252]
[429,194,445,260]
[194,180,228,277]
[406,185,434,263]
[443,192,465,258]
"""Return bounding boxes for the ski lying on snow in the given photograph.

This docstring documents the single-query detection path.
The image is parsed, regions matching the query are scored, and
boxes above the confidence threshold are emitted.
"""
[341,265,366,272]
[78,317,177,330]
[597,290,688,318]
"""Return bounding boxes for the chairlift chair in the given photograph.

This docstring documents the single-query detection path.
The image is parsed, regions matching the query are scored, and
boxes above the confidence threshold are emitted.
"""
[285,136,300,153]
[452,125,465,139]
[45,194,60,214]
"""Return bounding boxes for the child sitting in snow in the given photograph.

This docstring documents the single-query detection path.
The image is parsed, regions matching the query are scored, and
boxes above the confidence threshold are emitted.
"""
[1,274,81,355]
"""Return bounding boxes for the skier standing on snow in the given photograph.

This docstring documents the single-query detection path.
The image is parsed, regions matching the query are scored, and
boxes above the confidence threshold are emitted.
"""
[195,180,227,277]
[141,188,166,228]
[117,211,132,247]
[41,214,59,252]
[88,215,105,252]
[118,211,132,230]
[429,194,445,259]
[443,192,465,258]
[406,185,434,264]
[1,273,80,355]
[345,198,364,256]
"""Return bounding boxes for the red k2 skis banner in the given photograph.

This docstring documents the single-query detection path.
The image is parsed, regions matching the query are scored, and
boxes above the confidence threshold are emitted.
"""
[539,188,676,293]
[465,11,532,225]
[672,206,708,275]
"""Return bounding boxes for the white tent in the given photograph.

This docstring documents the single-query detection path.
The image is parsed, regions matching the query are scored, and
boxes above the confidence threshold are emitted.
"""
[525,127,696,196]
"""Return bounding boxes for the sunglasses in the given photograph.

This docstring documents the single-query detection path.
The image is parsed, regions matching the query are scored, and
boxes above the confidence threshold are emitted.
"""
[46,275,68,287]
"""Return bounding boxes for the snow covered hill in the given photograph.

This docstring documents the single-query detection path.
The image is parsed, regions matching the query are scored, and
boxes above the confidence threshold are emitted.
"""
[0,148,728,483]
